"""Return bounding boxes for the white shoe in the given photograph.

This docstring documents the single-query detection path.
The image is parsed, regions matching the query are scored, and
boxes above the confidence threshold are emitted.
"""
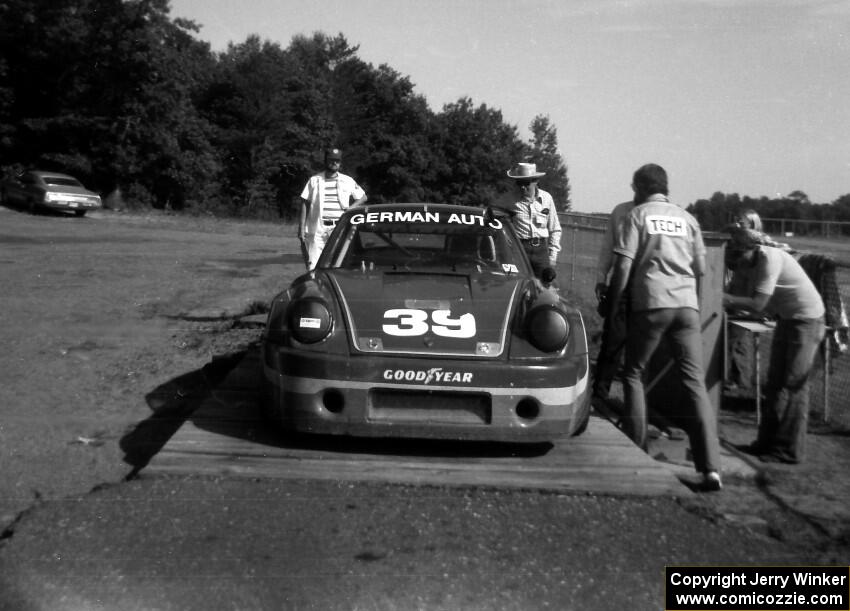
[700,471,722,492]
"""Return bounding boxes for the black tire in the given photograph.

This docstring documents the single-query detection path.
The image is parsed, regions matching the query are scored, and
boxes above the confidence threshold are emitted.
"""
[74,210,86,217]
[571,390,592,437]
[259,376,300,444]
[27,198,37,214]
[259,375,286,427]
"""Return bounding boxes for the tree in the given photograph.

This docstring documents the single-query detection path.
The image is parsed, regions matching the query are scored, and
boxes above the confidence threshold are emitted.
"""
[0,9,570,218]
[330,60,433,203]
[0,0,106,175]
[99,2,220,209]
[787,190,810,205]
[200,36,300,215]
[199,32,372,218]
[833,193,850,216]
[0,0,220,208]
[687,192,751,230]
[527,115,570,211]
[424,97,525,207]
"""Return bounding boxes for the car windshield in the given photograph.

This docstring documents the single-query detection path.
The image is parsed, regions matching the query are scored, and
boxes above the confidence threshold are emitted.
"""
[326,209,525,274]
[43,177,83,188]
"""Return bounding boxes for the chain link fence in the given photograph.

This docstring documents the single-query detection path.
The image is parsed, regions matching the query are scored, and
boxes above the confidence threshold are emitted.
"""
[762,217,850,240]
[554,213,607,324]
[555,212,850,429]
[800,265,848,427]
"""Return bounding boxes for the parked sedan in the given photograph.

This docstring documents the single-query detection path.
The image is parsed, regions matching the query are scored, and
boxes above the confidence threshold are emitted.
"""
[261,202,590,443]
[1,170,102,216]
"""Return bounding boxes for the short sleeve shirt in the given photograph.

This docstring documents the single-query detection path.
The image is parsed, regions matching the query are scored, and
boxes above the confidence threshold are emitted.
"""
[613,196,705,312]
[300,172,366,235]
[751,246,824,320]
[596,200,634,284]
[511,188,562,260]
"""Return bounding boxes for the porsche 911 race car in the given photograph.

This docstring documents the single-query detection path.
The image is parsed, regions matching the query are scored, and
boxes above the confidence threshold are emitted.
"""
[261,203,590,442]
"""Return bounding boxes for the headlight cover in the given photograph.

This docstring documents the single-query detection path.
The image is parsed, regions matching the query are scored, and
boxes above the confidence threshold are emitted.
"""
[525,304,570,353]
[288,297,333,344]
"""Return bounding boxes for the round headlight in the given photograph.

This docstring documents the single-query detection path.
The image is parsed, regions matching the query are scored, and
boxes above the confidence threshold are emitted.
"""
[288,298,333,344]
[526,305,570,353]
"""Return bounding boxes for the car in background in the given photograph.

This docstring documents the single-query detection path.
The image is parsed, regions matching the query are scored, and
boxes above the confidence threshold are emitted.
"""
[0,170,102,216]
[261,202,590,444]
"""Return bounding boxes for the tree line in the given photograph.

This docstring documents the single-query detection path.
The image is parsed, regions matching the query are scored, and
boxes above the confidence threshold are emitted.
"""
[688,190,850,234]
[3,1,846,224]
[0,0,570,219]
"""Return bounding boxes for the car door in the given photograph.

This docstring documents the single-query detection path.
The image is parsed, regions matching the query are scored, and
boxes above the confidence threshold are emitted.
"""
[22,172,42,202]
[4,172,26,204]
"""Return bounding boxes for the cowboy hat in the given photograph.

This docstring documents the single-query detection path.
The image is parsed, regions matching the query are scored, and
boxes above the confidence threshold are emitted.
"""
[506,162,546,180]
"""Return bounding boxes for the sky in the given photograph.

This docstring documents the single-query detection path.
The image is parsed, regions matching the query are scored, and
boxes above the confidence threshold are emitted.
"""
[169,0,850,213]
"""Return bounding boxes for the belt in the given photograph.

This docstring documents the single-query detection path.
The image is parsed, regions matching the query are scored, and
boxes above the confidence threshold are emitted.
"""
[322,218,338,227]
[520,237,546,247]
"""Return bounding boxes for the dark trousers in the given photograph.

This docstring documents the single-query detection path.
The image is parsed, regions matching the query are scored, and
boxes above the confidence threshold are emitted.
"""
[594,294,628,398]
[622,307,720,474]
[520,239,549,279]
[727,324,753,390]
[757,317,825,462]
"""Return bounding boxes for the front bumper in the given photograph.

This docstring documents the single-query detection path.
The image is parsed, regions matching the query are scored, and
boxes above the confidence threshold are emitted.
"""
[262,345,589,443]
[43,196,101,212]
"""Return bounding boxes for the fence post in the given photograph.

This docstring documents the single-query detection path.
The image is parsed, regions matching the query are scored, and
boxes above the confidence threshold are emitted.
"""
[570,225,577,291]
[824,335,831,422]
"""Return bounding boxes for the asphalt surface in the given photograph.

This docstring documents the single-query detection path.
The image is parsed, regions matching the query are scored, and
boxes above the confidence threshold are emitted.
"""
[0,475,802,611]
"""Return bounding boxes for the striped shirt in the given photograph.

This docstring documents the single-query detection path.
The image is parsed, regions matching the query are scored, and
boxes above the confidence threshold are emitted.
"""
[322,178,344,221]
[300,172,366,235]
[511,188,562,260]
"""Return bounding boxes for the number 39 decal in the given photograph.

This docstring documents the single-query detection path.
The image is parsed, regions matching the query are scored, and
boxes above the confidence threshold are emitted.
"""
[383,309,476,338]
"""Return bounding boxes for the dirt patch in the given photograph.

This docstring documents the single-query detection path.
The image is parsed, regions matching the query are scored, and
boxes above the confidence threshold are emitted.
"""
[0,207,300,528]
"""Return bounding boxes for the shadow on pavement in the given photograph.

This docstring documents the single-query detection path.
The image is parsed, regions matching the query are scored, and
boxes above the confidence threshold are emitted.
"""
[120,351,247,478]
[121,346,554,474]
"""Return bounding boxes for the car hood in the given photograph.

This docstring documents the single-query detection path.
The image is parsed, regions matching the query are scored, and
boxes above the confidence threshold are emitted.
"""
[328,270,523,357]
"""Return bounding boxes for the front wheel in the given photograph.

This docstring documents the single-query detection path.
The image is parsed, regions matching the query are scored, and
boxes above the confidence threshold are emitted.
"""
[74,210,86,217]
[27,198,38,214]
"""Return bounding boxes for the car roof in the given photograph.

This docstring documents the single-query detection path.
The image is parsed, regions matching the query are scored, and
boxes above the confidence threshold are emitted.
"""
[342,202,513,219]
[350,202,478,211]
[29,170,77,178]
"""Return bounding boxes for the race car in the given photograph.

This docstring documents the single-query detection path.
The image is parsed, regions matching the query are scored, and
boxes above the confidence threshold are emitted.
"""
[261,203,590,443]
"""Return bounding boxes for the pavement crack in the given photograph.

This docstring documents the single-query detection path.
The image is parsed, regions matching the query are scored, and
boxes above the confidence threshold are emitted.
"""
[0,495,44,546]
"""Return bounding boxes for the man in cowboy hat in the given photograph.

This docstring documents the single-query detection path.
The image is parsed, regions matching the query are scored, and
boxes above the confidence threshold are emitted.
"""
[506,161,562,279]
[299,147,368,270]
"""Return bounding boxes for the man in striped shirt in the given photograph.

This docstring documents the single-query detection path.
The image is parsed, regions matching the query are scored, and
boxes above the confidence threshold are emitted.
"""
[299,147,367,269]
